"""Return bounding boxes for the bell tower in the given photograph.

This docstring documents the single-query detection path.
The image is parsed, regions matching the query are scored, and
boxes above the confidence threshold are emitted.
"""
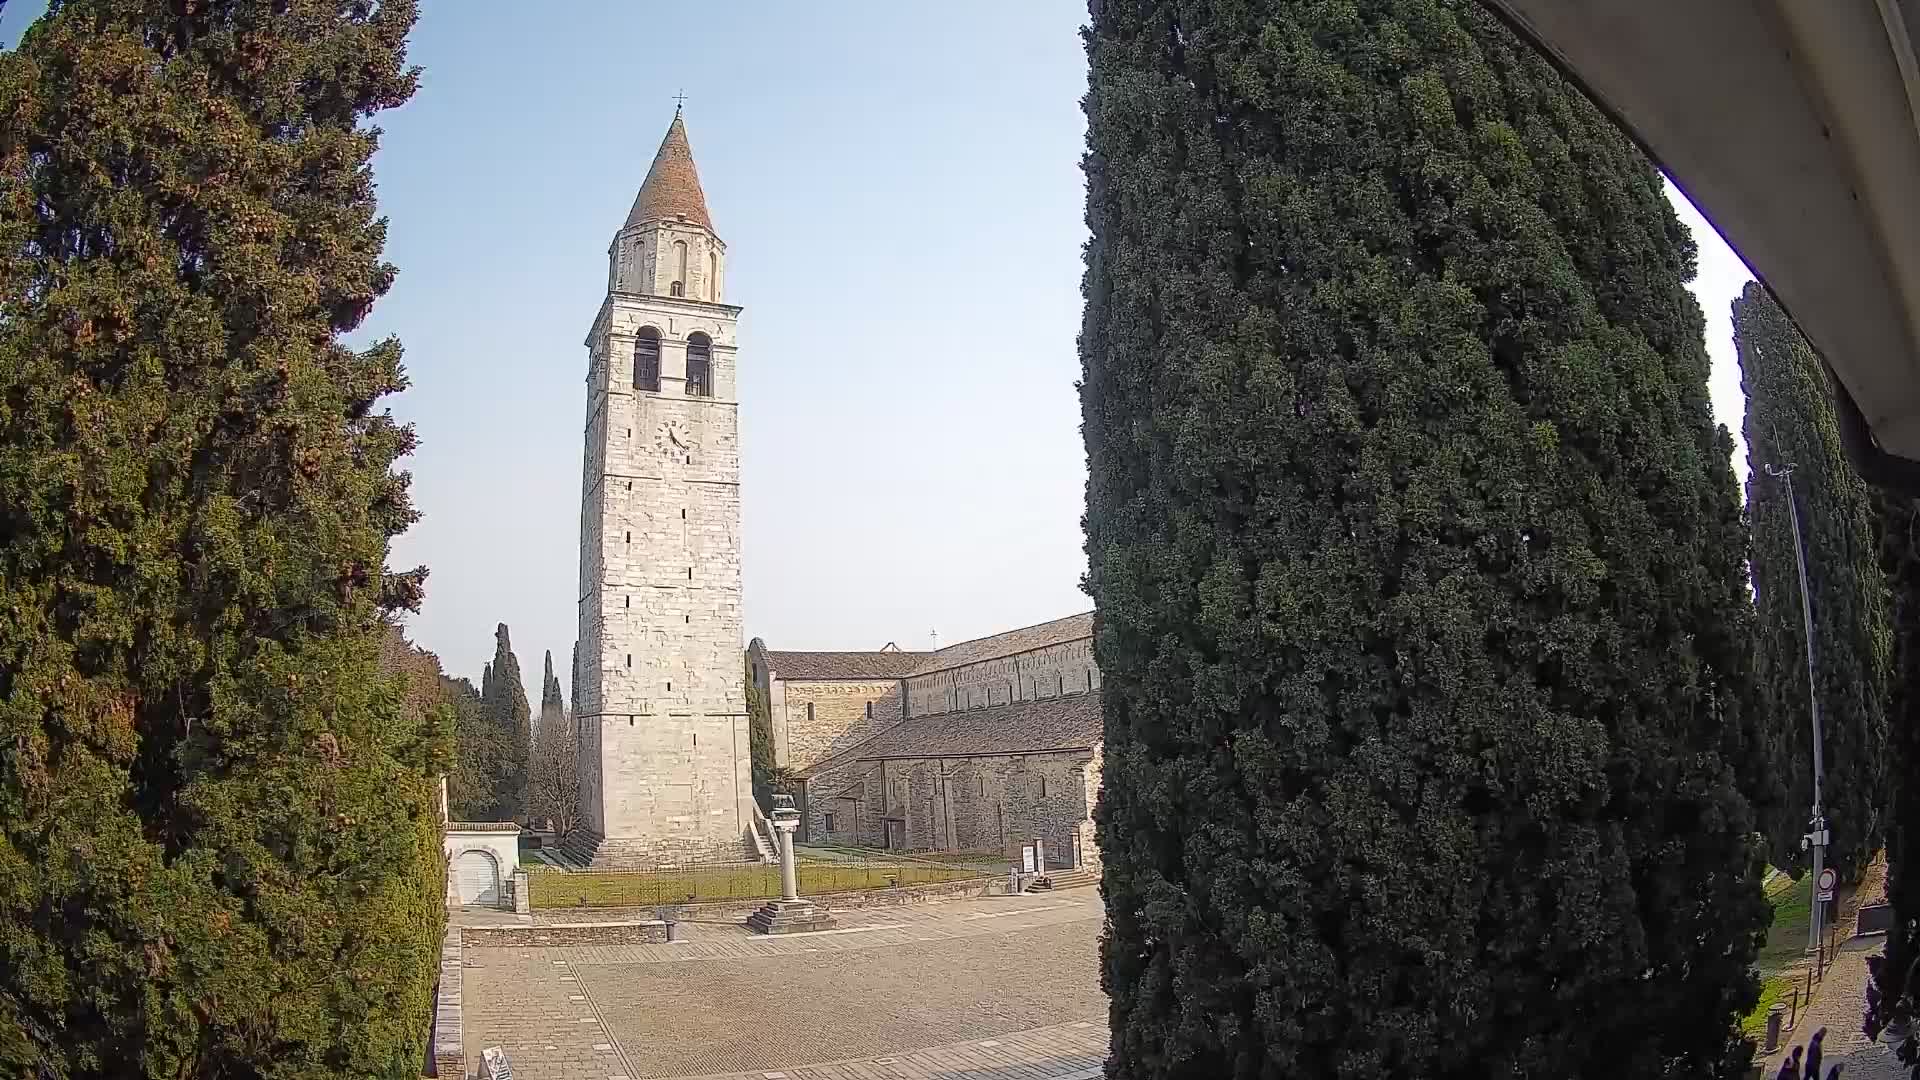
[568,110,751,867]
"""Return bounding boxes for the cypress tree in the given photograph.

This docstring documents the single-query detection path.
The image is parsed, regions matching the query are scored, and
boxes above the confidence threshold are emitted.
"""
[538,648,566,743]
[1737,282,1892,884]
[1080,2,1768,1076]
[0,1,442,1075]
[481,623,531,821]
[442,674,499,821]
[1868,497,1920,1059]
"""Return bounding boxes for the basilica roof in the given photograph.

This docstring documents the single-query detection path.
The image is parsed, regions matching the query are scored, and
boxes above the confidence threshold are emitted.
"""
[909,612,1094,676]
[847,691,1102,761]
[625,112,714,233]
[763,650,931,681]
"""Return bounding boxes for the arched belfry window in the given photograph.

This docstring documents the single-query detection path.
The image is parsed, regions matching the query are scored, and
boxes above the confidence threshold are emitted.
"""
[634,327,661,392]
[707,252,719,300]
[671,240,688,297]
[686,332,712,398]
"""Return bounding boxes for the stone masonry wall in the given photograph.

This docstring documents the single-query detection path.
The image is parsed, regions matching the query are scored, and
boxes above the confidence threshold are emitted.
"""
[905,638,1101,718]
[814,749,1096,867]
[776,679,906,773]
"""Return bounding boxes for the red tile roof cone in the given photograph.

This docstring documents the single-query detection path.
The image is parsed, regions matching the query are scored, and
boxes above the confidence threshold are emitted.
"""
[625,112,714,233]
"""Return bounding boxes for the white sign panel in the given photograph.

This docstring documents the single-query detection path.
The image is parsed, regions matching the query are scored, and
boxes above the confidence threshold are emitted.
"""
[1021,845,1037,874]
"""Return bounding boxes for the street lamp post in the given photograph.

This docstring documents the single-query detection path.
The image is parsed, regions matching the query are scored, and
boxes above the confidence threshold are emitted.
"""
[1764,461,1830,954]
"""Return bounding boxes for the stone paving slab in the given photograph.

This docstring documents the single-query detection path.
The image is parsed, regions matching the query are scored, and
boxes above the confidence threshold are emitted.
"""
[463,892,1106,1080]
[666,1018,1107,1080]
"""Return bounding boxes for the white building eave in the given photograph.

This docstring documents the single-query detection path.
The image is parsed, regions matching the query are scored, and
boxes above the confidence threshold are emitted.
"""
[1480,0,1920,485]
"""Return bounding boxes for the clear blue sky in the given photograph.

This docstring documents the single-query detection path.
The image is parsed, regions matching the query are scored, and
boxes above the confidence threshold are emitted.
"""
[1,3,1755,698]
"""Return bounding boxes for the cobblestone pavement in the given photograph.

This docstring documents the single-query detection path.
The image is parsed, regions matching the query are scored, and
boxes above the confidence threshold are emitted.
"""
[1760,935,1910,1080]
[463,892,1108,1080]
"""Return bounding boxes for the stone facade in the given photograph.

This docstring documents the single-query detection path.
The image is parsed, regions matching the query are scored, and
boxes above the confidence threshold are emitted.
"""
[761,614,1104,865]
[906,632,1099,718]
[818,749,1100,871]
[571,115,752,867]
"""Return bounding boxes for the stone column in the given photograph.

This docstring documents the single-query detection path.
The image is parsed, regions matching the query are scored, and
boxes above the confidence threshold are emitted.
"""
[747,794,835,935]
[776,807,800,902]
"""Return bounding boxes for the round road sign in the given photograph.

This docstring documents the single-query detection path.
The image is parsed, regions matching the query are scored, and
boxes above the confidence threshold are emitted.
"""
[1818,867,1838,895]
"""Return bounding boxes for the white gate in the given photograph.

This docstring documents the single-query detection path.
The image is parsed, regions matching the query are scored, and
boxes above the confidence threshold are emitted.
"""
[455,850,501,907]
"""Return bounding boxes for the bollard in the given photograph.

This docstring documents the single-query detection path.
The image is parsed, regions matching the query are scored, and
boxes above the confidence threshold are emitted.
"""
[1764,1002,1787,1053]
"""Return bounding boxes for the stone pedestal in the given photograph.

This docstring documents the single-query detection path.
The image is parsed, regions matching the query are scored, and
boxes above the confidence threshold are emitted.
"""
[746,897,836,934]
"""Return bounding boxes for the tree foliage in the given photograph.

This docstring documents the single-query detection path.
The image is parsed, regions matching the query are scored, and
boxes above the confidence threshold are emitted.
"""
[1738,281,1892,883]
[0,1,442,1075]
[478,622,530,822]
[1079,1,1769,1076]
[746,644,773,808]
[526,649,576,833]
[441,673,500,822]
[1868,496,1920,1068]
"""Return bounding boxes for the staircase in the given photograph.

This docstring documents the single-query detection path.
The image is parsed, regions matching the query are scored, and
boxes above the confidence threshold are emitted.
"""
[1025,866,1098,893]
[745,804,778,864]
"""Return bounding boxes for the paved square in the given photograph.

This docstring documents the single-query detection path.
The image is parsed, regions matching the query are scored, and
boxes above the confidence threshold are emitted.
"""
[463,892,1109,1079]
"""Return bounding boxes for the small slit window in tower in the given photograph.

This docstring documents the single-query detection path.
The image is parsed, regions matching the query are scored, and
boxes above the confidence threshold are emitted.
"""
[806,702,815,723]
[625,531,631,543]
[1086,669,1092,691]
[687,567,693,580]
[634,327,661,391]
[708,251,718,299]
[625,654,632,668]
[865,701,873,720]
[686,332,713,398]
[624,595,630,608]
[1040,776,1048,798]
[667,681,671,692]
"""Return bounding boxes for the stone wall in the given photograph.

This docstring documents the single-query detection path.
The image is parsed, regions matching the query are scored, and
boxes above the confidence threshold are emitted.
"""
[814,749,1097,868]
[461,920,671,948]
[905,638,1101,718]
[774,679,907,773]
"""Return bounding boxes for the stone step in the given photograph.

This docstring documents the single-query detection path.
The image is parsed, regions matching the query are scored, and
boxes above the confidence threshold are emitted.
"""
[745,898,838,935]
[1026,868,1099,893]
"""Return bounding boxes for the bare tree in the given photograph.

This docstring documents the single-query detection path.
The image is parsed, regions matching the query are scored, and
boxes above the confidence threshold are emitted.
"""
[527,710,581,836]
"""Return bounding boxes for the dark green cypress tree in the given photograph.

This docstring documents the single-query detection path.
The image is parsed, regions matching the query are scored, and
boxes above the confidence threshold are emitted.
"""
[1080,1,1768,1076]
[1738,282,1892,884]
[442,674,500,821]
[481,622,531,822]
[0,1,442,1076]
[539,648,565,740]
[1868,496,1920,1062]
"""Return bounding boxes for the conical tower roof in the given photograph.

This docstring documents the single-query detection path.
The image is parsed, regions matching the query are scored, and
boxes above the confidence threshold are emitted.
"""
[624,112,714,233]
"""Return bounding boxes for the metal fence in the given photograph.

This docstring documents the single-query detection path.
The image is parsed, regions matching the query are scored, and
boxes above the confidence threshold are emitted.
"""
[526,848,990,911]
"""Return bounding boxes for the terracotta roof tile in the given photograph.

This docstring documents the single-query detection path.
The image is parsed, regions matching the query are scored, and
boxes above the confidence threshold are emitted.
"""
[625,113,713,233]
[845,693,1103,761]
[764,651,931,681]
[910,612,1094,676]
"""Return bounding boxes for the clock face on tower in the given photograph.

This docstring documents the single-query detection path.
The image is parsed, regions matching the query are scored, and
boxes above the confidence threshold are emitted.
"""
[653,418,694,456]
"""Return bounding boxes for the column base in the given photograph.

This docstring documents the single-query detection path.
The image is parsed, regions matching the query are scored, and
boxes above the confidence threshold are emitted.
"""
[745,897,837,935]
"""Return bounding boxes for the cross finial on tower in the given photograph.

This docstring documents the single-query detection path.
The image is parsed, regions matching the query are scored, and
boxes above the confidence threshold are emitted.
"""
[673,89,688,114]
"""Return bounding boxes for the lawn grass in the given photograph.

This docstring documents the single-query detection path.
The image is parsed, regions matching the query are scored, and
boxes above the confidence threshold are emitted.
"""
[1742,872,1815,1037]
[528,861,984,910]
